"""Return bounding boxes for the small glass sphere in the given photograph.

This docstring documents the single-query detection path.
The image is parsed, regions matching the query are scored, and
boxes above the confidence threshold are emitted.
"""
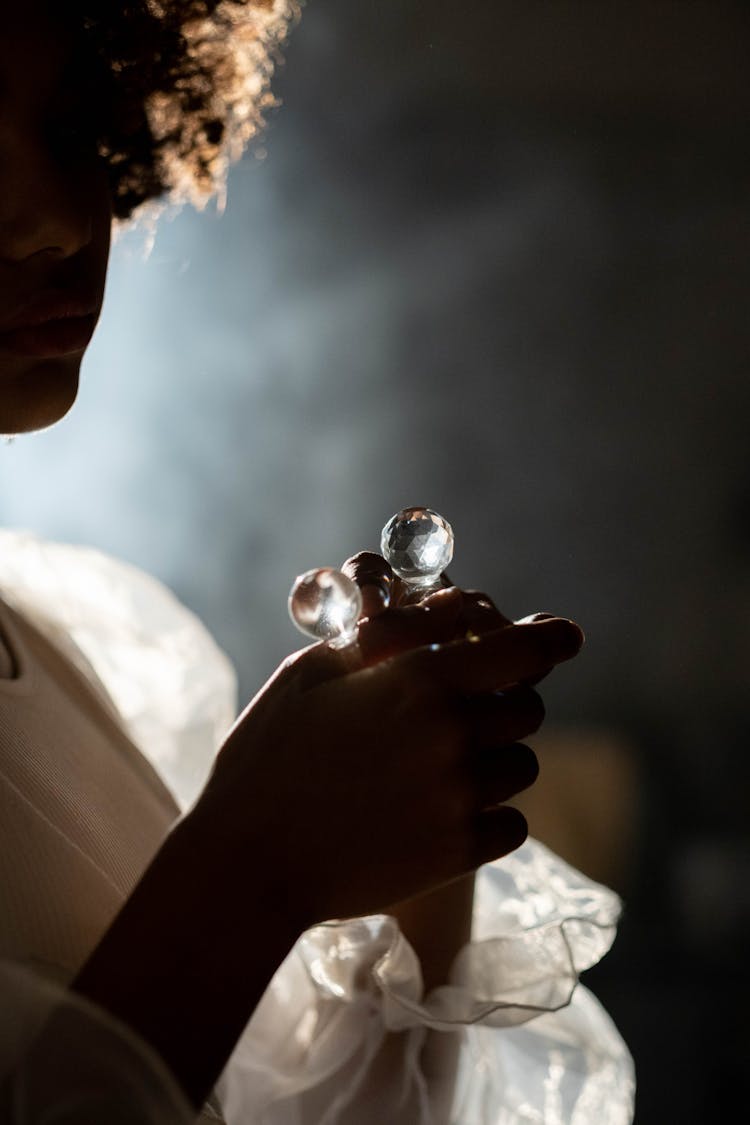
[288,567,363,642]
[381,506,454,586]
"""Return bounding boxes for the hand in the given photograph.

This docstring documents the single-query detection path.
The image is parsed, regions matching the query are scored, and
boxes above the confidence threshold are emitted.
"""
[193,562,584,929]
[71,558,582,1112]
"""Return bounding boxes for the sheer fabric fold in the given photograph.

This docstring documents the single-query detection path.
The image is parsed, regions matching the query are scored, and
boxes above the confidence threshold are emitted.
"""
[216,842,632,1123]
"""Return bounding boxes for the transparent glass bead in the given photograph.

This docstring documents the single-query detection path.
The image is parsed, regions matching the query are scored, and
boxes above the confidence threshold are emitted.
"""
[380,506,454,587]
[288,567,362,643]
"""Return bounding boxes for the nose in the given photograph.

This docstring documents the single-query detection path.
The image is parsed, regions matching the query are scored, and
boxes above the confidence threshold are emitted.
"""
[0,135,95,263]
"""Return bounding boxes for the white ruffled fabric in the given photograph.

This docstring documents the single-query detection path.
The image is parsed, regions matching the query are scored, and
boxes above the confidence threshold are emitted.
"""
[0,527,635,1123]
[216,845,631,1124]
[0,528,236,812]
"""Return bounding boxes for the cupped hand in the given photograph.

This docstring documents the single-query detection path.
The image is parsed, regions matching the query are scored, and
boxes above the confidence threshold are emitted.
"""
[195,552,583,928]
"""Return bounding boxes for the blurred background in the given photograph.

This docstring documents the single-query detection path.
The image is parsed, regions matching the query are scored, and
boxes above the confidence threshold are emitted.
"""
[1,0,748,1119]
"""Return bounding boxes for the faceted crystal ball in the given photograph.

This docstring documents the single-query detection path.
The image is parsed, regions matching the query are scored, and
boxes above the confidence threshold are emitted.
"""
[380,507,454,586]
[288,567,363,642]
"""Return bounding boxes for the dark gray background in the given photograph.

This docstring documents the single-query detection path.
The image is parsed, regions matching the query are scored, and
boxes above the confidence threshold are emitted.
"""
[1,2,748,1120]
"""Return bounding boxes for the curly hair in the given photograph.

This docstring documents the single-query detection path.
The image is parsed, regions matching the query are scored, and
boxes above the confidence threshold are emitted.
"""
[63,0,298,228]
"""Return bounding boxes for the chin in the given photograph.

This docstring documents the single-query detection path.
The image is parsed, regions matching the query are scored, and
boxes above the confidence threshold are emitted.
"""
[0,354,81,434]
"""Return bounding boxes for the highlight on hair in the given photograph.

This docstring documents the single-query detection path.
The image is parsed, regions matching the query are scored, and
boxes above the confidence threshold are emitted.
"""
[69,0,298,232]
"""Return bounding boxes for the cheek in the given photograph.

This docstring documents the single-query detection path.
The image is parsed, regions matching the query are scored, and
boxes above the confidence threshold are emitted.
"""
[90,161,114,275]
[0,162,112,436]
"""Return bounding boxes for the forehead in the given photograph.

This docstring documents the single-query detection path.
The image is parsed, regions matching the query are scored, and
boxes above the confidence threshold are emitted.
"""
[0,1,78,106]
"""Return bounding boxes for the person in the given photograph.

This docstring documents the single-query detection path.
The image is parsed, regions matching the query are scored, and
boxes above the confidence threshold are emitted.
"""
[0,1,634,1121]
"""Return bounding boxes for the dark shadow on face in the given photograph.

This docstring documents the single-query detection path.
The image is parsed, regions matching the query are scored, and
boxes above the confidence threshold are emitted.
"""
[0,0,113,434]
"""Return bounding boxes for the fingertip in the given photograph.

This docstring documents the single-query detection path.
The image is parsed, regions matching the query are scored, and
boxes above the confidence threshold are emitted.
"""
[474,805,528,867]
[562,619,585,654]
[509,742,540,789]
[515,615,584,654]
[504,804,529,839]
[529,617,585,660]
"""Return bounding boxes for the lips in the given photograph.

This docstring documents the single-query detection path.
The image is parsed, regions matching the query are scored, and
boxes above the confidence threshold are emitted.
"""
[0,288,99,358]
[0,314,98,358]
[2,288,98,331]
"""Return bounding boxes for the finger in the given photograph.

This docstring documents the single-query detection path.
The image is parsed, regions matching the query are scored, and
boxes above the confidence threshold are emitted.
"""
[281,586,472,692]
[359,585,515,664]
[511,615,557,684]
[403,617,584,695]
[471,742,539,808]
[468,687,545,748]
[340,551,394,619]
[358,586,465,664]
[453,590,512,636]
[418,587,511,642]
[467,805,529,869]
